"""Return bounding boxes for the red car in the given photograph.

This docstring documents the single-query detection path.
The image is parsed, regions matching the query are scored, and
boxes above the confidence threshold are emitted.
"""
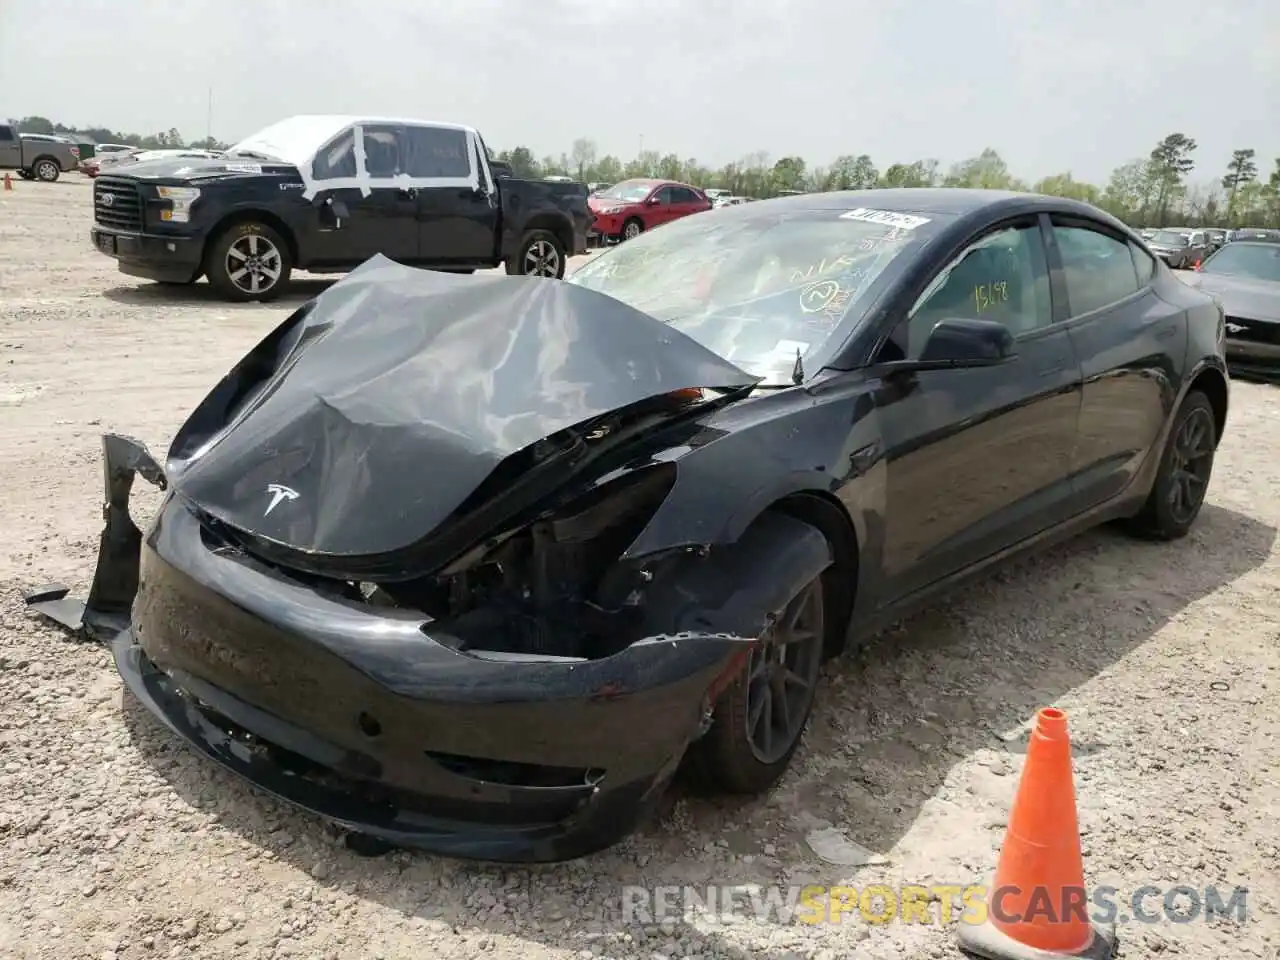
[588,178,712,243]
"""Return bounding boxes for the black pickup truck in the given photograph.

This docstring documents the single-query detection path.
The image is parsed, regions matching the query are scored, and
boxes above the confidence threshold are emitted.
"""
[89,116,593,302]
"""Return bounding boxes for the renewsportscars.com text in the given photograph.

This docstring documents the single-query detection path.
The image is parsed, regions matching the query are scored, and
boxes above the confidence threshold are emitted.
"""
[621,883,1249,926]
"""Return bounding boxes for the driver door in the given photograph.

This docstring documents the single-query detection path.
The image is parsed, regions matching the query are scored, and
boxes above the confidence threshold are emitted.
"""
[306,125,419,268]
[872,216,1085,605]
[645,185,677,228]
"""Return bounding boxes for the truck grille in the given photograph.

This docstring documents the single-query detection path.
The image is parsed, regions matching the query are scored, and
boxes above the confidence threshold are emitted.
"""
[94,178,143,231]
[1225,316,1280,345]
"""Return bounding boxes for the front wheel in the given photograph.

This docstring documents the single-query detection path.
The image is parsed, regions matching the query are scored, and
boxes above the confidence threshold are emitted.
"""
[33,159,60,182]
[1126,390,1217,540]
[505,229,566,278]
[205,221,293,303]
[622,218,643,242]
[685,572,826,794]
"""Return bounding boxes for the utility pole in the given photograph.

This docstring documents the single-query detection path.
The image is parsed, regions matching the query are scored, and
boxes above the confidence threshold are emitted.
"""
[206,87,213,143]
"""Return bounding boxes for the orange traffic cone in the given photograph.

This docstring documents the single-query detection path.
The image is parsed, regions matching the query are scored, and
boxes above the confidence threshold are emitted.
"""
[3,173,11,191]
[957,707,1116,959]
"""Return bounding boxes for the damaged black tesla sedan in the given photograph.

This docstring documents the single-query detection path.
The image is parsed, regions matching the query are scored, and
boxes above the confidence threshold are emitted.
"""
[30,188,1229,862]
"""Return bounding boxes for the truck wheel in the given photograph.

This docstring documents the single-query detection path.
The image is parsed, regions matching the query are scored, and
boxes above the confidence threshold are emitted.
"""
[685,570,826,794]
[206,221,293,303]
[506,230,565,279]
[622,218,643,241]
[33,158,60,182]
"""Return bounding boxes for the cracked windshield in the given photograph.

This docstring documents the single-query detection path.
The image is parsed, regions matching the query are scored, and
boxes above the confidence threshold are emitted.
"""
[568,208,940,384]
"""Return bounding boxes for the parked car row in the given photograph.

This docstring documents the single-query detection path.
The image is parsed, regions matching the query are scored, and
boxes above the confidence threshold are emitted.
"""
[82,147,228,178]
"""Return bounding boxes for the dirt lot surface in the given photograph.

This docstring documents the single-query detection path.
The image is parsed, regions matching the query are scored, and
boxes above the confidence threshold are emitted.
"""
[2,177,1279,960]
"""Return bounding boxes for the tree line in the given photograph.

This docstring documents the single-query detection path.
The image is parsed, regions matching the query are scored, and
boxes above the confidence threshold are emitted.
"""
[12,115,1279,229]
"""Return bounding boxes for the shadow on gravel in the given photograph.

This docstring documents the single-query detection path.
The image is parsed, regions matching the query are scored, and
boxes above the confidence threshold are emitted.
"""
[117,502,1275,959]
[101,278,336,306]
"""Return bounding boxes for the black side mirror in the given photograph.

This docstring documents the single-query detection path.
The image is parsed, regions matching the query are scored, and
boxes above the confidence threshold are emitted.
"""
[918,317,1016,366]
[646,196,661,205]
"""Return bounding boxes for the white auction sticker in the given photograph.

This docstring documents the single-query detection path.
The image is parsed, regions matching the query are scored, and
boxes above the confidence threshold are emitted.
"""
[839,207,931,230]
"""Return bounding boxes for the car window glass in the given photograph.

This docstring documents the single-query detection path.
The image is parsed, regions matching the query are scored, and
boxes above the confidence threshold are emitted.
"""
[1054,225,1140,316]
[312,129,357,180]
[0,126,14,141]
[361,125,403,179]
[904,223,1052,357]
[402,125,471,178]
[1129,240,1155,285]
[653,186,674,204]
[671,186,697,203]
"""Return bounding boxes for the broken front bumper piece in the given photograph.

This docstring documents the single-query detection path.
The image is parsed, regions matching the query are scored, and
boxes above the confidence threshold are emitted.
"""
[29,435,831,862]
[26,434,166,639]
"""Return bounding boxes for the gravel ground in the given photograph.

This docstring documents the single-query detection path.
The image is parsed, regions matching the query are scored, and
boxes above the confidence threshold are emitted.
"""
[2,176,1279,960]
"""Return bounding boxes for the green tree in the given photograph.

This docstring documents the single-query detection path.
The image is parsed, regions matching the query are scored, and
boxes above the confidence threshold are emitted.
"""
[1221,148,1258,218]
[570,138,597,181]
[1147,133,1197,226]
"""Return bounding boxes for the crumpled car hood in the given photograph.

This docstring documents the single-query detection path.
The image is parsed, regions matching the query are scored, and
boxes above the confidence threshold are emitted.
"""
[1192,274,1280,322]
[168,255,758,559]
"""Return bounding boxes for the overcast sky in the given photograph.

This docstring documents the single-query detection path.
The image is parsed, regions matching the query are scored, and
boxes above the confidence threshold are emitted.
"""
[2,0,1275,184]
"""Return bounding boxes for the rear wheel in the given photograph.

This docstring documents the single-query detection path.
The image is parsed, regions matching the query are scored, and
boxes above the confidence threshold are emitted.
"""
[686,573,825,794]
[505,229,565,278]
[1126,390,1217,540]
[206,221,293,303]
[33,158,60,182]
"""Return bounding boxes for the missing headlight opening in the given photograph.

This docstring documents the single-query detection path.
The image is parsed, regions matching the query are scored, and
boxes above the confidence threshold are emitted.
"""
[350,462,685,661]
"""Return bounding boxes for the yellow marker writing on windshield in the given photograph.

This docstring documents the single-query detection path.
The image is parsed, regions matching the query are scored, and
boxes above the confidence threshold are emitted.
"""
[789,254,856,284]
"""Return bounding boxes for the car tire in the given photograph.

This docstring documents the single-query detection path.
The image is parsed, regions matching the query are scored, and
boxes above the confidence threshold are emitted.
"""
[33,158,60,182]
[622,218,643,242]
[685,568,826,794]
[1125,390,1217,541]
[505,229,566,279]
[205,221,293,303]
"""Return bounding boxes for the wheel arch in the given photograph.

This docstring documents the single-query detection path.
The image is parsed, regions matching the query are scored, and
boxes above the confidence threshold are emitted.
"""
[204,209,299,272]
[1187,365,1228,448]
[761,491,860,660]
[520,213,573,260]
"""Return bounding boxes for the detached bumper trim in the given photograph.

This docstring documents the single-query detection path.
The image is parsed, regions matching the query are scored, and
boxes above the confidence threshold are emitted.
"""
[113,632,670,862]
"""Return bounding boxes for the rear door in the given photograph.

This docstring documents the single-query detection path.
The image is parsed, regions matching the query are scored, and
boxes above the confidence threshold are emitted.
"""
[1047,215,1182,509]
[404,123,499,264]
[873,215,1084,603]
[669,185,707,222]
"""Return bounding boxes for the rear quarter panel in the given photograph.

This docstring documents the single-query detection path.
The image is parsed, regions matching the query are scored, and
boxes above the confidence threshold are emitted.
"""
[498,178,592,257]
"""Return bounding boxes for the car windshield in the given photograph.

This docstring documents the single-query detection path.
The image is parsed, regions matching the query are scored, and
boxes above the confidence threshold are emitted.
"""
[1152,231,1189,247]
[568,204,944,385]
[598,181,654,202]
[1201,243,1280,282]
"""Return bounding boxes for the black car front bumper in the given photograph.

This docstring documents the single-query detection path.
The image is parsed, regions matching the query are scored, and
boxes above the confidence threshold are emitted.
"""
[1224,317,1280,381]
[90,226,204,284]
[28,436,831,862]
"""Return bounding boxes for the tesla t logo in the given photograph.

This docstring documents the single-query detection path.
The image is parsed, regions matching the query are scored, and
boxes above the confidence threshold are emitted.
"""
[100,193,115,206]
[263,483,299,516]
[1225,322,1246,334]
